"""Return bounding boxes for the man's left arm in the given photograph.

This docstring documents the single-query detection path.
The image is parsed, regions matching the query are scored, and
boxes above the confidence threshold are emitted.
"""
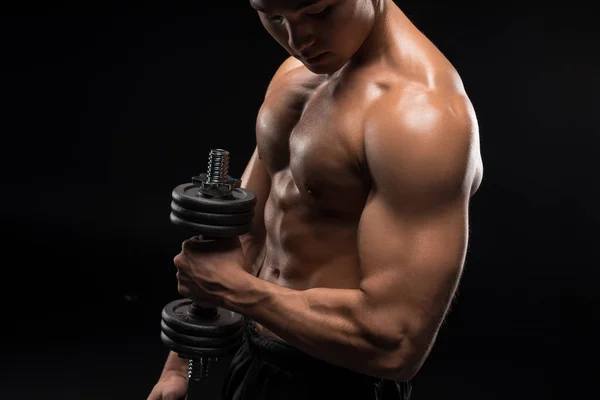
[224,91,480,381]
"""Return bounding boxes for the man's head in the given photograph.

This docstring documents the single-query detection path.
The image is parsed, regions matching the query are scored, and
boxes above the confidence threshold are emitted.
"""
[249,0,382,74]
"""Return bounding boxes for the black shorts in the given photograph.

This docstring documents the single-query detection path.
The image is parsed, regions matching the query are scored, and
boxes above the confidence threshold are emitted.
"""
[221,318,412,400]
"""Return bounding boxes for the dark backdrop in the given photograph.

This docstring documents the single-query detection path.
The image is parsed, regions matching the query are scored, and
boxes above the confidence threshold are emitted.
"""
[1,2,597,399]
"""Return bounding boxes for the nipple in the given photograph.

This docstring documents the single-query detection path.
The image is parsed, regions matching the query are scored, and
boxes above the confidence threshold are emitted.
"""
[305,183,314,196]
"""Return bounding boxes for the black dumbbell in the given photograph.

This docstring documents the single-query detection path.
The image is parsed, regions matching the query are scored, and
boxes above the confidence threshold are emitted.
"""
[160,149,256,398]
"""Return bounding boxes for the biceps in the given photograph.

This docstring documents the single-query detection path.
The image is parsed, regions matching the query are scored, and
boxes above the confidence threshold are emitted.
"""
[357,193,469,332]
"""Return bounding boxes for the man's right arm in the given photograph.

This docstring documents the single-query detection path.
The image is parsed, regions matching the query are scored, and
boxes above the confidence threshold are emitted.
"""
[238,146,271,276]
[153,151,272,392]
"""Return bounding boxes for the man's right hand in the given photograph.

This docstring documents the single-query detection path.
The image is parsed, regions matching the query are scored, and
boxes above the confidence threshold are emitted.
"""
[147,372,188,400]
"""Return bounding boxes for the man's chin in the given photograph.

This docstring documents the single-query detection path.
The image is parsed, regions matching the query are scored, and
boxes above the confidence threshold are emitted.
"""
[303,59,344,75]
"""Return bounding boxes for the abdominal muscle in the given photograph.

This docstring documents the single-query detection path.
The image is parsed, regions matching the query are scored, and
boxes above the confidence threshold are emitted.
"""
[251,202,363,342]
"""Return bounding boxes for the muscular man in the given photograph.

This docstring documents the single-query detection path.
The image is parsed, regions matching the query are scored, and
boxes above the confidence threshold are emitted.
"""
[148,0,483,399]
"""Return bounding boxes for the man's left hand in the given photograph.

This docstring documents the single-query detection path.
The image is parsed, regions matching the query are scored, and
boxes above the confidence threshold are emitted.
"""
[173,236,246,308]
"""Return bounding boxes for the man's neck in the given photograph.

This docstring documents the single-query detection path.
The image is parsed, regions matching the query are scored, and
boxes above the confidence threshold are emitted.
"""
[343,0,407,72]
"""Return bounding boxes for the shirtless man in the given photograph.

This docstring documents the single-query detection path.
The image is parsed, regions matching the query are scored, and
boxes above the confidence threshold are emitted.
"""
[148,0,483,399]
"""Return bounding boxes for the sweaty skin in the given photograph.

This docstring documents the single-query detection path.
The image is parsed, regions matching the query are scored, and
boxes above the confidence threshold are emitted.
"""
[175,0,483,384]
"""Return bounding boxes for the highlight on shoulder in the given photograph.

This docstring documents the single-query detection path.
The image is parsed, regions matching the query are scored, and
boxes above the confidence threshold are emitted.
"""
[264,56,306,98]
[363,85,480,201]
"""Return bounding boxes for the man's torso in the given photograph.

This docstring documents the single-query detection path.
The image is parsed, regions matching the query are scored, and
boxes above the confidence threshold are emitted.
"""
[252,18,483,341]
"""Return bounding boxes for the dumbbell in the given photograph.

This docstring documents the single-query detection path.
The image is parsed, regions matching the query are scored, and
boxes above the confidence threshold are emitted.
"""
[160,148,256,398]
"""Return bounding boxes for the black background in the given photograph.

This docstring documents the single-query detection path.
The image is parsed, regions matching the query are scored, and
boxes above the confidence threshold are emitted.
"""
[1,2,597,399]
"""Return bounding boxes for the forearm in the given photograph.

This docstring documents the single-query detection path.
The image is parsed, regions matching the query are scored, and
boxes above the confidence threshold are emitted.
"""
[223,274,403,380]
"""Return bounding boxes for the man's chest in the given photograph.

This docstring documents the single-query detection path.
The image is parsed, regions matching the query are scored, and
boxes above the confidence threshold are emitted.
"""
[256,77,376,212]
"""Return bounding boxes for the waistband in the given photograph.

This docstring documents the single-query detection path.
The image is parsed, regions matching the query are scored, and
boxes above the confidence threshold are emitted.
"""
[243,318,381,385]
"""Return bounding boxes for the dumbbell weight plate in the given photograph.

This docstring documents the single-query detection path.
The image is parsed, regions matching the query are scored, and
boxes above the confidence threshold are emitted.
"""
[172,183,256,214]
[170,201,254,226]
[160,320,242,349]
[170,213,253,237]
[161,299,244,338]
[161,332,242,358]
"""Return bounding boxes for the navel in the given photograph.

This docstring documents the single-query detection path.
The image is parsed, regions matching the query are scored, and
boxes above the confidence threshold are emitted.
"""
[270,267,280,279]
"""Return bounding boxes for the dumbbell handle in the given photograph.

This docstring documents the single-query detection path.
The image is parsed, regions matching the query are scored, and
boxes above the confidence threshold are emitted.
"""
[188,300,219,319]
[184,236,232,400]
